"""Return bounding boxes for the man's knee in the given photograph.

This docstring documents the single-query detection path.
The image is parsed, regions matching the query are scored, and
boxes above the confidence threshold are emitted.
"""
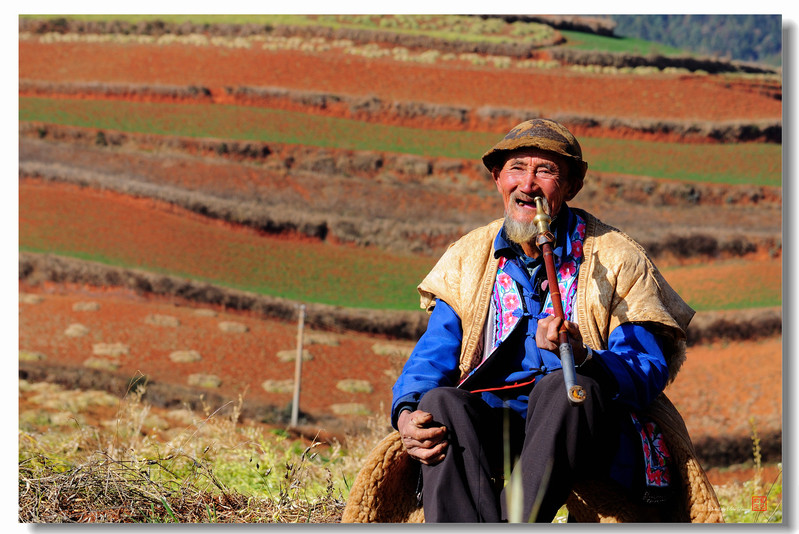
[418,386,470,414]
[529,370,606,417]
[535,370,602,396]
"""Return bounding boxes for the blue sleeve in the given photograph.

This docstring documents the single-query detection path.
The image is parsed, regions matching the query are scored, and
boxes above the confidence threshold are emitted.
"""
[390,299,462,428]
[591,323,669,411]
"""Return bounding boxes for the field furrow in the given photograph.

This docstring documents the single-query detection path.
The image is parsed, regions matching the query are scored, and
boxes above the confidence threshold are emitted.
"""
[19,39,782,122]
[17,18,784,520]
[19,179,781,313]
[19,179,437,311]
[20,97,782,186]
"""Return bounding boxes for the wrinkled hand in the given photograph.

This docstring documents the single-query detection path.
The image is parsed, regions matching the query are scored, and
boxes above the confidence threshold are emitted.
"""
[397,409,448,465]
[536,315,588,365]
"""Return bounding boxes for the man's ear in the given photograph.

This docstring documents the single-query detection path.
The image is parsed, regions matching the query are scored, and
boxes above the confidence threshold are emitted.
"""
[491,168,502,190]
[565,178,584,201]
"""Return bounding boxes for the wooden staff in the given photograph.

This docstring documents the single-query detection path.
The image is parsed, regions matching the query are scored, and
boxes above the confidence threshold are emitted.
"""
[533,197,586,406]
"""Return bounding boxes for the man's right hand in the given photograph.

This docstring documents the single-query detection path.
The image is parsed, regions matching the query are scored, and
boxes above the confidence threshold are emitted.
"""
[397,409,449,465]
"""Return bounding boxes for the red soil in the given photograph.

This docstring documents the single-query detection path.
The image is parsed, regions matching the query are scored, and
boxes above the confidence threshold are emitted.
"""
[17,32,783,497]
[665,339,782,441]
[18,282,405,423]
[19,178,782,316]
[19,40,782,123]
[18,280,782,489]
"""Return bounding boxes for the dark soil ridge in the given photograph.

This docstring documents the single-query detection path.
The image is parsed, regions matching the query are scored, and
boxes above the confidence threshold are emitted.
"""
[18,252,782,346]
[19,17,779,75]
[485,14,617,37]
[20,79,782,144]
[16,359,781,468]
[18,17,564,58]
[548,48,780,76]
[19,127,782,260]
[690,428,781,468]
[20,123,782,209]
[18,165,780,265]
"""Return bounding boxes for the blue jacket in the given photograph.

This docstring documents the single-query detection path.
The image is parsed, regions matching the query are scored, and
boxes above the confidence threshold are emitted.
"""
[392,207,670,428]
[390,208,672,491]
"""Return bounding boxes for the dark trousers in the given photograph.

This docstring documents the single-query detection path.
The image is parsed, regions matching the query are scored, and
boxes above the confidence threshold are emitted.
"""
[418,371,621,523]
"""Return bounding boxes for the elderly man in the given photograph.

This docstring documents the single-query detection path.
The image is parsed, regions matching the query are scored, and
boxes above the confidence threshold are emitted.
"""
[391,119,694,522]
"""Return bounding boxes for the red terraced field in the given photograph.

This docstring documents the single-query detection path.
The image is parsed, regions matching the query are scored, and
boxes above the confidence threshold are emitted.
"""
[19,179,435,310]
[18,179,783,312]
[18,282,407,421]
[17,21,783,504]
[19,39,782,122]
[666,337,782,443]
[17,280,781,488]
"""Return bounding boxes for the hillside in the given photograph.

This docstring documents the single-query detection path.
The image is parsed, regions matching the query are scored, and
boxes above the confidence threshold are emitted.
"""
[18,15,783,518]
[609,15,783,66]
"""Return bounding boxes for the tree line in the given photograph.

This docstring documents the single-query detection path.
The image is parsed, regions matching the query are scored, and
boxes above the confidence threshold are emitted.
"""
[609,15,782,66]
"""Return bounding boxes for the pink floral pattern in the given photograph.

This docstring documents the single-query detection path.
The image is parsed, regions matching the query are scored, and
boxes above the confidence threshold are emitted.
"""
[541,212,586,321]
[498,272,514,291]
[571,240,583,260]
[631,412,672,488]
[502,292,520,311]
[491,212,587,351]
[558,262,576,278]
[491,257,523,350]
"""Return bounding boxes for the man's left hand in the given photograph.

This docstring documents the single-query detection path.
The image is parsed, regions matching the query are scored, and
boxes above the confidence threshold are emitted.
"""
[536,315,588,365]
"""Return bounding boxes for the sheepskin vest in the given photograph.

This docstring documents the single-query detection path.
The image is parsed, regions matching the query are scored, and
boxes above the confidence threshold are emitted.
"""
[417,210,695,384]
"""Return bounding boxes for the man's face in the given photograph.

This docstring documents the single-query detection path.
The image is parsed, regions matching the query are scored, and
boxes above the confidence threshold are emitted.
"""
[492,148,576,240]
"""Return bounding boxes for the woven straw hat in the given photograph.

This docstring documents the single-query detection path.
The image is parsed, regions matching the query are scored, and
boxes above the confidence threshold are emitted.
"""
[482,119,588,183]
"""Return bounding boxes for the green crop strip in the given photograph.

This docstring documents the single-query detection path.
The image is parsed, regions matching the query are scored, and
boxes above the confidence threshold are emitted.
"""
[20,97,781,186]
[311,14,557,45]
[661,259,781,311]
[583,138,781,186]
[20,181,780,313]
[20,97,490,160]
[19,182,434,311]
[558,29,685,56]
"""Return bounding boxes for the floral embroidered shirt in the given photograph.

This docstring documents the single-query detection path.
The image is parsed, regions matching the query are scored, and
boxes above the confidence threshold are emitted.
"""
[393,204,669,424]
[391,204,673,494]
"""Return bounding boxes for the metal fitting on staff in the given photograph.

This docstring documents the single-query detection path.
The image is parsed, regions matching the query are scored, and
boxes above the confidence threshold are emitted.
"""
[533,197,555,248]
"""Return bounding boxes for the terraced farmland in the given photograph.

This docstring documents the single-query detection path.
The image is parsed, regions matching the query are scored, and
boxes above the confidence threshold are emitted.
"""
[18,15,782,520]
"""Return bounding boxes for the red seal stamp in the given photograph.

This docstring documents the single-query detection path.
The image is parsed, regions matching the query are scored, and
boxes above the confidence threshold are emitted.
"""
[752,496,767,512]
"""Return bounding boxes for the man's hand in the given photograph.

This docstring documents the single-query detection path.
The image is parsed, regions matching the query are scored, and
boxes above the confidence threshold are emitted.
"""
[397,409,448,465]
[536,315,588,364]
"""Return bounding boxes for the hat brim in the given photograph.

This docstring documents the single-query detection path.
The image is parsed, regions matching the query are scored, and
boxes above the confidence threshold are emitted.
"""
[482,139,588,180]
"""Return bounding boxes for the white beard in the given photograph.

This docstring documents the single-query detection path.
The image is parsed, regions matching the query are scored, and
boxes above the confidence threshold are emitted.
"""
[503,213,538,246]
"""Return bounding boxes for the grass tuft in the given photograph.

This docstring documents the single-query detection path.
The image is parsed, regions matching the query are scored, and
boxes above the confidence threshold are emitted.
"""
[18,382,388,523]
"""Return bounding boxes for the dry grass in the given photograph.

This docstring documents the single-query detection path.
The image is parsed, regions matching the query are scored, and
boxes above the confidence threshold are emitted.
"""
[19,449,345,523]
[18,381,389,523]
[18,376,783,523]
